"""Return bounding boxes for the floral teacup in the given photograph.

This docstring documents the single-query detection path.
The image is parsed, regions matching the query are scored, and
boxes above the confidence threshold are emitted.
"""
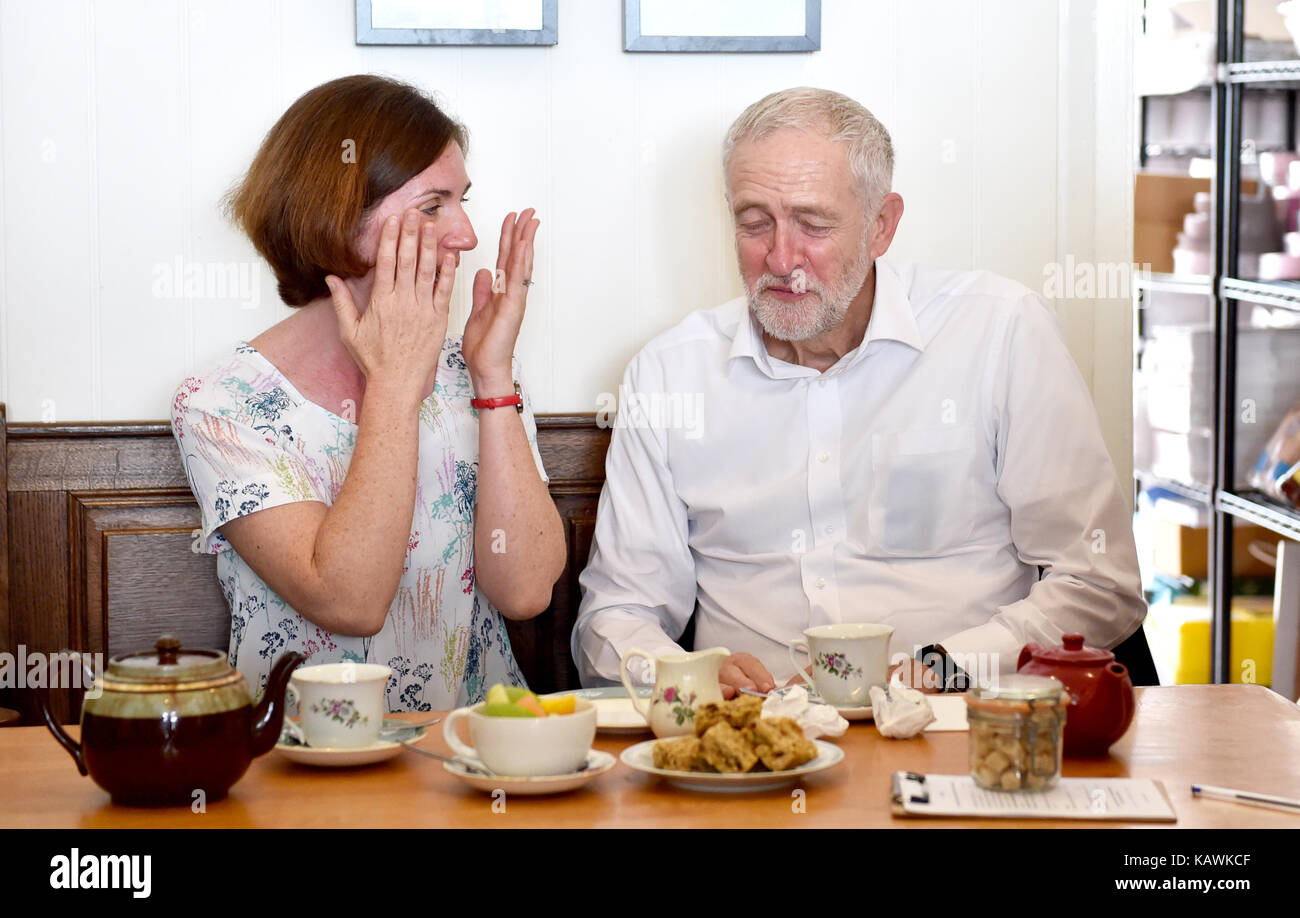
[788,624,893,708]
[284,663,390,748]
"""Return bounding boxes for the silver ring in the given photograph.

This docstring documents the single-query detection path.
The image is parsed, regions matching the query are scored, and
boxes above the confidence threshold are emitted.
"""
[521,278,534,287]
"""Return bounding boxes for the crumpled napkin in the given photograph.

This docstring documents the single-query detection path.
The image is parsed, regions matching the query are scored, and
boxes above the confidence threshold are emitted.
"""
[760,685,848,739]
[869,676,936,739]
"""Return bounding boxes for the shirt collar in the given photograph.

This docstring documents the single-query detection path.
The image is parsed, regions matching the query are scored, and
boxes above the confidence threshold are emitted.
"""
[727,257,926,378]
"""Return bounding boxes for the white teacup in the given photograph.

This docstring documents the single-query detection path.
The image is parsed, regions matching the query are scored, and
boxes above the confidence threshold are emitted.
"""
[788,623,895,707]
[443,699,597,776]
[284,662,390,748]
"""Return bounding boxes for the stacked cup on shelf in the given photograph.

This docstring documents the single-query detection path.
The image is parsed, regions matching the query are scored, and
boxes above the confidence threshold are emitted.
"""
[1256,151,1300,280]
[1171,151,1300,279]
[1280,156,1300,272]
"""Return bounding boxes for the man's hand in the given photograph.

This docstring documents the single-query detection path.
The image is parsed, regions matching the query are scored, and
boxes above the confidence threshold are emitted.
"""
[888,659,943,694]
[718,653,776,699]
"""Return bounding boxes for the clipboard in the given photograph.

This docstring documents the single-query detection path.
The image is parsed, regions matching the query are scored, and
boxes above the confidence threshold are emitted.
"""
[891,772,1178,822]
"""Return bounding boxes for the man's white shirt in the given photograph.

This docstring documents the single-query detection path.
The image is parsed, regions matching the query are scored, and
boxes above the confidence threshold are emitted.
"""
[572,256,1146,685]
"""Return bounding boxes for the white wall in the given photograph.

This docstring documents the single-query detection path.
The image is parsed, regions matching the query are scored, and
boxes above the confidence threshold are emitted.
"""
[0,0,1135,483]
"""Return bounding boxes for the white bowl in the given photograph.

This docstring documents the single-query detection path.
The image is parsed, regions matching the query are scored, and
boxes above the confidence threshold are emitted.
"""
[444,698,597,776]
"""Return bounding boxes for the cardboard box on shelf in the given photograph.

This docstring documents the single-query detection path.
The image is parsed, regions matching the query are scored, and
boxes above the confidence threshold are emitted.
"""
[1151,517,1280,578]
[1134,173,1258,274]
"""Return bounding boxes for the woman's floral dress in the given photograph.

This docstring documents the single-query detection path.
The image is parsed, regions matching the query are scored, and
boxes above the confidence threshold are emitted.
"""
[170,337,543,711]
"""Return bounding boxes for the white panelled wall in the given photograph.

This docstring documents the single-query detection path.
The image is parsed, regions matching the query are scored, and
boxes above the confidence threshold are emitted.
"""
[0,0,1135,485]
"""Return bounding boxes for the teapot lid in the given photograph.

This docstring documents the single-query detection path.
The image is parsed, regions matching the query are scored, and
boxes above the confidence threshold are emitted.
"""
[106,635,233,686]
[1029,633,1114,666]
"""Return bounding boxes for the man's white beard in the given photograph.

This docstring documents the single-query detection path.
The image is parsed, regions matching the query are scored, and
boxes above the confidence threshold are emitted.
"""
[747,237,874,342]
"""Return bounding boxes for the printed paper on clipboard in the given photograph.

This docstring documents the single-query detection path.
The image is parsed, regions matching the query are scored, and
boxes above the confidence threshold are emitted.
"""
[891,772,1177,822]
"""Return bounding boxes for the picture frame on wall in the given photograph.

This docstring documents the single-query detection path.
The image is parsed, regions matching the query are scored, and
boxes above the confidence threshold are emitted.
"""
[356,0,558,47]
[624,0,820,53]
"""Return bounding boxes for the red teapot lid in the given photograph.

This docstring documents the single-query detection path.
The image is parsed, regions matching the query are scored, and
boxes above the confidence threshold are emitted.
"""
[1027,633,1114,666]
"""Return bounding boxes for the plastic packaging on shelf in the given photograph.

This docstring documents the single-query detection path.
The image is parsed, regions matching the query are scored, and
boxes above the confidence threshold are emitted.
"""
[1248,401,1300,509]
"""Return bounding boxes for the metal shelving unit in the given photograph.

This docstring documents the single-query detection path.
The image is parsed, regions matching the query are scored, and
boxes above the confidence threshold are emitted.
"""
[1134,272,1213,295]
[1138,473,1214,505]
[1219,275,1300,309]
[1204,0,1300,680]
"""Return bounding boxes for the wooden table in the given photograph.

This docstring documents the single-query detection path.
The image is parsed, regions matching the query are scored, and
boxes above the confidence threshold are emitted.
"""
[5,685,1300,828]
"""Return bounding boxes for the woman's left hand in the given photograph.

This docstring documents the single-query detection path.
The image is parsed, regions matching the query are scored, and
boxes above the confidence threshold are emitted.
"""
[463,208,539,392]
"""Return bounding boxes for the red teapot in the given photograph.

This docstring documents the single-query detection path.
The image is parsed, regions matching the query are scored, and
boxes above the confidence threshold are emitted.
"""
[1017,633,1134,757]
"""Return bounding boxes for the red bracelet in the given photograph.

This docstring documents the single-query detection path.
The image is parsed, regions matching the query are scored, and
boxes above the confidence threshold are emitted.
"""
[471,382,523,413]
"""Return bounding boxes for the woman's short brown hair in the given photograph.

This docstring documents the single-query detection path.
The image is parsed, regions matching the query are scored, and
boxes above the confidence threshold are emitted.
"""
[225,74,468,306]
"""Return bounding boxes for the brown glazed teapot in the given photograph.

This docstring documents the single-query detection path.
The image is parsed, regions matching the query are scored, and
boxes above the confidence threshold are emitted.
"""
[1017,633,1134,757]
[37,635,304,806]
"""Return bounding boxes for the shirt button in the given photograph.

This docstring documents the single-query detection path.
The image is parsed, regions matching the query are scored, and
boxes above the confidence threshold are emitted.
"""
[825,525,834,535]
[817,452,830,463]
[816,577,826,589]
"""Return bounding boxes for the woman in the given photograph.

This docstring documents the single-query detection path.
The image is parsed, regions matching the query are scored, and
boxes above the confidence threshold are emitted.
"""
[170,74,565,710]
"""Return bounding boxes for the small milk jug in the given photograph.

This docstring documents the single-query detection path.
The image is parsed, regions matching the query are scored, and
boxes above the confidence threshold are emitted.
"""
[619,646,730,738]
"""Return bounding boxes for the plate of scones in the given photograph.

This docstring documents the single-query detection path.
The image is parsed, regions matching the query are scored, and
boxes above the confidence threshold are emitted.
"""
[619,695,844,791]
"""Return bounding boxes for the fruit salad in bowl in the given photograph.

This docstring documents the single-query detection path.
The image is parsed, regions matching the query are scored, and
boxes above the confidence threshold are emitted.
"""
[483,683,579,718]
[443,683,597,775]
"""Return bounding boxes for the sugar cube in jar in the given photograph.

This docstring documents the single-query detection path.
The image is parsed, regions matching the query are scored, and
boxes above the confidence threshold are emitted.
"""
[965,675,1068,791]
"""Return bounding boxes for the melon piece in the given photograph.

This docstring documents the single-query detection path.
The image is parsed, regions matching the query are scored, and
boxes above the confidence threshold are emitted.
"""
[514,694,547,717]
[483,702,537,718]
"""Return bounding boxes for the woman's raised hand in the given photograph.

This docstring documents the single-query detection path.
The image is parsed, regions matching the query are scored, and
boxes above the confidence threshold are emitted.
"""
[326,208,454,401]
[463,208,539,393]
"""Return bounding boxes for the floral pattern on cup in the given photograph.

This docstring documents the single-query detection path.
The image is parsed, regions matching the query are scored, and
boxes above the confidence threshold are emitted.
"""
[815,652,862,680]
[653,686,698,726]
[311,698,370,728]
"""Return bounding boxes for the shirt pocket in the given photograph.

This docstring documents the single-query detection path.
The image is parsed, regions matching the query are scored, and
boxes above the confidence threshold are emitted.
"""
[868,423,980,556]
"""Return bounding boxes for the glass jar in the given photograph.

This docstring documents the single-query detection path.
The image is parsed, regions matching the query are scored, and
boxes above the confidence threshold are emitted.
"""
[966,674,1068,791]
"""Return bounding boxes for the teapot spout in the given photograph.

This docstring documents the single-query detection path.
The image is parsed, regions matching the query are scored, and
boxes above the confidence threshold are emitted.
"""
[247,651,306,758]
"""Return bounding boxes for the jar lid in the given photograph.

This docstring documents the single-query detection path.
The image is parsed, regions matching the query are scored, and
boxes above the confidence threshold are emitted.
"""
[106,635,232,685]
[967,674,1067,713]
[1026,633,1114,666]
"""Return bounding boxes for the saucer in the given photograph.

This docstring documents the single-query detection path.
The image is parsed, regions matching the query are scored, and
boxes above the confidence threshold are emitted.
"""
[273,718,427,768]
[833,703,873,721]
[442,750,617,795]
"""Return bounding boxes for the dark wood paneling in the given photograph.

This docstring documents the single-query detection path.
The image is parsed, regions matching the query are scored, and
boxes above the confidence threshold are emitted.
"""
[7,491,71,724]
[68,490,227,656]
[6,414,611,722]
[534,414,612,484]
[7,437,190,492]
[105,531,228,655]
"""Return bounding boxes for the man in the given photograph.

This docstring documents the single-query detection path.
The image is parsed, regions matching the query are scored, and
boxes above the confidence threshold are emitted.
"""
[572,87,1145,697]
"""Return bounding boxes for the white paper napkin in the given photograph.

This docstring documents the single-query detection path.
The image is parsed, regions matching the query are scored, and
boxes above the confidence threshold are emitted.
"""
[869,676,937,739]
[760,685,849,738]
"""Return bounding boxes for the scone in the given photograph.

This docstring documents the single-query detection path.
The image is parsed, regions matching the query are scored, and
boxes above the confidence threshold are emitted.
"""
[725,694,764,728]
[750,716,818,771]
[694,694,764,736]
[652,735,707,771]
[699,722,758,773]
[694,702,729,736]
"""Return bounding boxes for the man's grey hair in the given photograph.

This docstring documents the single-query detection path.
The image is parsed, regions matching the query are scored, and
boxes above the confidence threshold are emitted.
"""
[723,87,894,215]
